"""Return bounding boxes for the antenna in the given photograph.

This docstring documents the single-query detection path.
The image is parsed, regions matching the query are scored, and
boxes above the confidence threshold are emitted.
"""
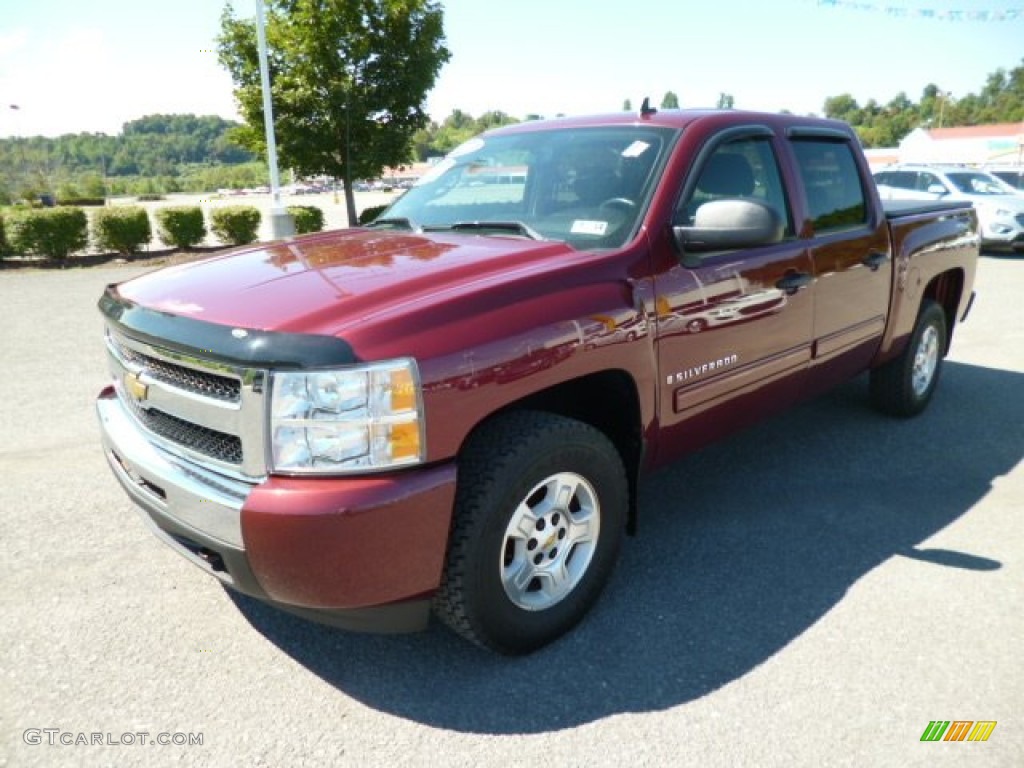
[640,97,657,117]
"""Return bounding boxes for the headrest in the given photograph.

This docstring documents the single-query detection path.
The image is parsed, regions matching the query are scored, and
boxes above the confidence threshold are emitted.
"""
[696,153,755,196]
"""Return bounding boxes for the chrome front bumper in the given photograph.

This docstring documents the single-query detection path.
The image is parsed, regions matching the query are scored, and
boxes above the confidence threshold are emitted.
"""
[98,387,434,632]
[97,388,253,553]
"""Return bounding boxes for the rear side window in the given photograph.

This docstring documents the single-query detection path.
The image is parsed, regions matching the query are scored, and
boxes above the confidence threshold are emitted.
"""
[792,140,868,233]
[875,171,917,190]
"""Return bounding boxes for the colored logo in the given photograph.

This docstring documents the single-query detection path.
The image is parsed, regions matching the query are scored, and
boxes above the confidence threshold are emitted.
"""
[123,371,149,402]
[920,721,997,742]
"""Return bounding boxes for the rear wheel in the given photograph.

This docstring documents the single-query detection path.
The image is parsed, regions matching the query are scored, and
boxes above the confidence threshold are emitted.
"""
[434,411,627,654]
[870,300,947,417]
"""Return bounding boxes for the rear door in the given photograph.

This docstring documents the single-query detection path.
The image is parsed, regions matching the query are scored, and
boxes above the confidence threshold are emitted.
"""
[787,131,892,385]
[653,126,814,458]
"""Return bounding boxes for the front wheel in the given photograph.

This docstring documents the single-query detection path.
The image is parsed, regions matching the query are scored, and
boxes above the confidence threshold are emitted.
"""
[434,411,627,654]
[870,299,947,417]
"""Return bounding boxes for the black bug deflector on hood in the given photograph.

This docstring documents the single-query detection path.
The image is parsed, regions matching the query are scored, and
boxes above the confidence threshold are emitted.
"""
[99,285,360,369]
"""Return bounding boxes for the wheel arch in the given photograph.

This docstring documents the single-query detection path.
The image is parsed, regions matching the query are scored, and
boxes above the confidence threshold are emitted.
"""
[457,369,645,533]
[922,268,964,354]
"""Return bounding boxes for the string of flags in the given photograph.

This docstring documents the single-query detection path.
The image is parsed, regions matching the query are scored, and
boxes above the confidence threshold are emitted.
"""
[816,1,1023,20]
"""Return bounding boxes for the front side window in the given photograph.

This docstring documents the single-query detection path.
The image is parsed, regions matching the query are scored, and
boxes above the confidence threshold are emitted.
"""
[381,125,675,250]
[676,135,793,236]
[946,171,1012,195]
[792,139,868,233]
[917,172,945,192]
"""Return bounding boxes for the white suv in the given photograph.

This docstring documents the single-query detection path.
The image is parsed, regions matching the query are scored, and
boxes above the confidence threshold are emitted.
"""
[874,164,1024,251]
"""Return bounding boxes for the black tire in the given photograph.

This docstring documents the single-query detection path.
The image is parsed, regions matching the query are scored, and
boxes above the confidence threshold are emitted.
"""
[870,300,947,418]
[434,411,627,655]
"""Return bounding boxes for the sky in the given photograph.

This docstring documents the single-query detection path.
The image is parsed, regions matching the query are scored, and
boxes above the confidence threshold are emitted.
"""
[0,0,1022,138]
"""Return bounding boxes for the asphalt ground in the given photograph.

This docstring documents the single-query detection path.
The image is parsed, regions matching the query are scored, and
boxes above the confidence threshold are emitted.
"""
[1,251,1021,767]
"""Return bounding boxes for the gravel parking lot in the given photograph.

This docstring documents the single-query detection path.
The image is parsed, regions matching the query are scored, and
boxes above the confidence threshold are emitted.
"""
[1,252,1021,767]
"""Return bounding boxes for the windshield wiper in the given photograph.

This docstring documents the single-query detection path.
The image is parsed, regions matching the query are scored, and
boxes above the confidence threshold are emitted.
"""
[365,217,419,231]
[423,220,545,241]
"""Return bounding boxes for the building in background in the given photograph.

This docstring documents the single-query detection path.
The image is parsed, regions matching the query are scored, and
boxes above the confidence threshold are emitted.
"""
[898,123,1024,167]
[863,147,900,171]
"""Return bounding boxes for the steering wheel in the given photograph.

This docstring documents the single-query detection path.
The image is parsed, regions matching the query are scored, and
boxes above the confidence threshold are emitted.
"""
[599,197,636,211]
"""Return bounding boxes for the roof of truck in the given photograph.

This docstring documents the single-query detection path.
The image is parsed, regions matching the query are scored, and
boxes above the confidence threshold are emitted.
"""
[485,108,855,136]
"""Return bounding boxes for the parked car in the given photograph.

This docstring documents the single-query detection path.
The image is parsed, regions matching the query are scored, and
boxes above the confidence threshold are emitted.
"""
[988,167,1024,193]
[874,164,1024,251]
[97,110,979,655]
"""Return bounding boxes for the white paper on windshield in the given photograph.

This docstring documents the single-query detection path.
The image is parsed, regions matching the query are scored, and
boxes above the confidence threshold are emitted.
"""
[622,141,650,158]
[571,220,609,236]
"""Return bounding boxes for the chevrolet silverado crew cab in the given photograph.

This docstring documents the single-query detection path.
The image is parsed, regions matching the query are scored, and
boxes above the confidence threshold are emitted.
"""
[97,108,979,654]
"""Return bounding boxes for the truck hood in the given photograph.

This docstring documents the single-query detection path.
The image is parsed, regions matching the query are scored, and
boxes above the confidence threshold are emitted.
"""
[115,228,577,338]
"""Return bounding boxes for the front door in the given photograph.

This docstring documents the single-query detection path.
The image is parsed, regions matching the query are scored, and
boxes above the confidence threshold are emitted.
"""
[654,130,814,461]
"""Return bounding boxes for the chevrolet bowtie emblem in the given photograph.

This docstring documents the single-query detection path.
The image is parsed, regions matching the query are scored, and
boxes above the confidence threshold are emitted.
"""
[124,371,149,401]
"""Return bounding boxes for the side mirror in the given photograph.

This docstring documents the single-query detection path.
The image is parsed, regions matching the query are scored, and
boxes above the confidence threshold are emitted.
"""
[674,199,784,262]
[926,184,948,196]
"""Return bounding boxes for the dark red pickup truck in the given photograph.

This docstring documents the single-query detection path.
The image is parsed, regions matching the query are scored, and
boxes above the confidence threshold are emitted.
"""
[97,108,979,654]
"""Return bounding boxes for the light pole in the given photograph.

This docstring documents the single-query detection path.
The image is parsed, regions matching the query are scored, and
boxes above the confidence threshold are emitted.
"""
[937,91,952,129]
[254,0,294,238]
[9,104,28,200]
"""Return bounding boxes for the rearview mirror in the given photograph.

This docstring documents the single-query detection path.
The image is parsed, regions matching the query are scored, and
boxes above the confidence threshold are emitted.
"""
[674,199,784,263]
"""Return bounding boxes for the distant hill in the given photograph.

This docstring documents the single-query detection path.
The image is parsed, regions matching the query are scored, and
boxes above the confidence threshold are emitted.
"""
[0,114,260,201]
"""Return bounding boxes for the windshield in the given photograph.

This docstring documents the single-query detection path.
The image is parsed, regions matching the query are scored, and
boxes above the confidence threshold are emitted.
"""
[377,125,676,250]
[946,171,1014,196]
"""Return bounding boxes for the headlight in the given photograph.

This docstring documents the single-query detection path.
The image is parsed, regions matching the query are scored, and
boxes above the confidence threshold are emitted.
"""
[270,359,424,473]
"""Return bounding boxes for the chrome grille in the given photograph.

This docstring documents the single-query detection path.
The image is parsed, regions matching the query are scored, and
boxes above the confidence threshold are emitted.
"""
[123,396,243,465]
[107,329,266,478]
[112,337,240,402]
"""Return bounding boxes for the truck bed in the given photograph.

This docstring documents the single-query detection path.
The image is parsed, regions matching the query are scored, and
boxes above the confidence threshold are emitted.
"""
[882,199,971,219]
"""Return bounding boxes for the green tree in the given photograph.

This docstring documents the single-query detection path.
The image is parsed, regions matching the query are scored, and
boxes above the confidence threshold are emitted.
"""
[823,93,861,123]
[622,98,632,111]
[218,0,451,225]
[717,93,734,109]
[660,91,680,109]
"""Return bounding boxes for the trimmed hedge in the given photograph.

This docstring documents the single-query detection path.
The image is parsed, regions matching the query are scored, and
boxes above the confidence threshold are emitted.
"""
[357,204,388,225]
[6,207,89,260]
[57,197,106,207]
[210,205,261,246]
[93,206,152,255]
[288,205,325,234]
[155,206,206,249]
